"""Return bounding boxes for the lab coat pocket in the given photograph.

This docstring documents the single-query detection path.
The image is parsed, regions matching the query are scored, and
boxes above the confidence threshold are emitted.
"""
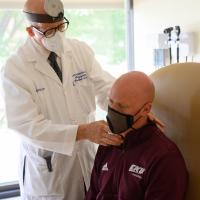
[24,153,62,196]
[75,79,96,114]
[35,86,48,116]
[37,150,56,172]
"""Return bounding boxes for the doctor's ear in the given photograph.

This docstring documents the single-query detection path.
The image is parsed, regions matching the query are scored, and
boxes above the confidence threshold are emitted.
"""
[26,27,35,37]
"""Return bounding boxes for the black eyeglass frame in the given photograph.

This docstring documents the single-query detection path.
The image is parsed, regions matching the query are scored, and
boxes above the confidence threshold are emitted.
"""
[31,17,69,38]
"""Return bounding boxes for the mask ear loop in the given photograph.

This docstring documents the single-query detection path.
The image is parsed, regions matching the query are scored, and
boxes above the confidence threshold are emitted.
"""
[119,134,125,140]
[130,103,148,130]
[131,127,137,131]
[131,115,144,131]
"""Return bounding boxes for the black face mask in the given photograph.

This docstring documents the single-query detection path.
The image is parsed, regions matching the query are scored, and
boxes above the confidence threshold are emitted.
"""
[106,106,142,134]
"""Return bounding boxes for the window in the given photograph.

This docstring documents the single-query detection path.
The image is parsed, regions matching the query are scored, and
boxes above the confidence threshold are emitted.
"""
[0,8,126,197]
[65,9,127,76]
[65,9,127,119]
[0,10,26,189]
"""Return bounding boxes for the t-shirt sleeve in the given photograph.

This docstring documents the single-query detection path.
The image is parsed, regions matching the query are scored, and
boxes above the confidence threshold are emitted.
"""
[144,151,188,200]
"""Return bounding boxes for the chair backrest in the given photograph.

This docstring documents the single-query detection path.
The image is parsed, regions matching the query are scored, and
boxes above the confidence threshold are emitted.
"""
[150,62,200,200]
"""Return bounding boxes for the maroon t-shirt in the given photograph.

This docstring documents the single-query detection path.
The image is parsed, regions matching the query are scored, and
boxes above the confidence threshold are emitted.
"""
[85,123,188,200]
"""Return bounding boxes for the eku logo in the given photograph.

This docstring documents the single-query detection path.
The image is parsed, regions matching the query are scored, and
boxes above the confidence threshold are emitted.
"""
[129,164,145,179]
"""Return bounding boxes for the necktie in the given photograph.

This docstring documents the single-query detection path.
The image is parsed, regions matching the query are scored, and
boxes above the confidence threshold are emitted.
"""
[48,52,62,82]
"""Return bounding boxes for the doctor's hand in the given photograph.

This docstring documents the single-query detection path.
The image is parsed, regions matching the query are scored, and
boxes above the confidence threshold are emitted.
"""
[77,120,123,146]
[147,112,165,133]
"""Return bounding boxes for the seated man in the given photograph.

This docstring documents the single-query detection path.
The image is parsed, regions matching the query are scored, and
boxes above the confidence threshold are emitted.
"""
[85,71,188,200]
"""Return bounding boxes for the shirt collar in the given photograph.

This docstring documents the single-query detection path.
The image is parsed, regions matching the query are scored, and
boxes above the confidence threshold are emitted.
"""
[115,122,157,150]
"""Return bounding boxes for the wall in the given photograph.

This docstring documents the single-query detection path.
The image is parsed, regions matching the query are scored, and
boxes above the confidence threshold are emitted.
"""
[134,0,200,74]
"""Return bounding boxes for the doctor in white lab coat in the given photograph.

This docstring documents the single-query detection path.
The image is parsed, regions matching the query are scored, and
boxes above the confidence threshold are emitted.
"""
[1,0,123,199]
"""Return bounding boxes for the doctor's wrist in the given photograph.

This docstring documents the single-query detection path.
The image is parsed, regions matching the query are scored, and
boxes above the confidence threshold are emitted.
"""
[76,124,90,141]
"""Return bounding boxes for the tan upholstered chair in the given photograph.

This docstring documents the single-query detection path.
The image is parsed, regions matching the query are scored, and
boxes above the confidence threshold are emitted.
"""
[150,62,200,200]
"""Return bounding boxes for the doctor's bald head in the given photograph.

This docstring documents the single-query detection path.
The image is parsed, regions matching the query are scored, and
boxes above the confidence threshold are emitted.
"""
[24,0,46,14]
[23,0,64,25]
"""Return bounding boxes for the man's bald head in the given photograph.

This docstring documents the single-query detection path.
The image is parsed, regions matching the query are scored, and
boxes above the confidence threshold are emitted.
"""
[109,71,155,112]
[117,71,154,102]
[24,0,46,14]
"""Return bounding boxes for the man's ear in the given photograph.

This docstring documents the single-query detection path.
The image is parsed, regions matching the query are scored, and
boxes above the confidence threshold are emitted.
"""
[26,27,34,37]
[142,102,152,115]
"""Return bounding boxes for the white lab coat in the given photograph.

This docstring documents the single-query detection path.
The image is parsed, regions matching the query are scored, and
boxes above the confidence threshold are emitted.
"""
[2,37,115,200]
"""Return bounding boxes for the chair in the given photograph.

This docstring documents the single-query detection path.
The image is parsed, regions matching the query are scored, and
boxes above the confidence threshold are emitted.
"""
[150,62,200,200]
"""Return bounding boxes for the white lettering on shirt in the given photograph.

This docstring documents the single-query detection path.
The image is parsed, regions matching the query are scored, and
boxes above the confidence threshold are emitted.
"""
[129,164,146,179]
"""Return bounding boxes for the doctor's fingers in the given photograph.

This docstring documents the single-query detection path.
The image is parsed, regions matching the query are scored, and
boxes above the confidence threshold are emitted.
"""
[101,133,123,146]
[90,120,110,133]
[148,113,165,132]
[95,120,110,131]
[99,120,113,133]
[97,120,108,125]
[95,120,110,127]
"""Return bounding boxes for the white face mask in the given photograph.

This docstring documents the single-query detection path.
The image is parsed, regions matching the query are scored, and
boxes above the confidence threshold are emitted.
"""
[42,31,65,56]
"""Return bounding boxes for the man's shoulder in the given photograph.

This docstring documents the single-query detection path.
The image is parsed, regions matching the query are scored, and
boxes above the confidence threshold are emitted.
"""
[145,124,183,158]
[137,125,187,180]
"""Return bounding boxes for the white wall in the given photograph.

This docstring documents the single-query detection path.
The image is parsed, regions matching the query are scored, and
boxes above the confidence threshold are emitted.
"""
[134,0,200,74]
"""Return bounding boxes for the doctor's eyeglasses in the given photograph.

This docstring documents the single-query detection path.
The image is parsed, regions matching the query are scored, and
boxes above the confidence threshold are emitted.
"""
[32,17,69,38]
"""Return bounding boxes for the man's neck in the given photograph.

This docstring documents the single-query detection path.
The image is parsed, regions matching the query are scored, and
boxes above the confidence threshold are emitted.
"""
[133,116,149,130]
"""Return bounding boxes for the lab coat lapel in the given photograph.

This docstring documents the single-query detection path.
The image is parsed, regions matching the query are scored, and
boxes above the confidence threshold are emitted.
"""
[34,59,62,86]
[23,38,63,86]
